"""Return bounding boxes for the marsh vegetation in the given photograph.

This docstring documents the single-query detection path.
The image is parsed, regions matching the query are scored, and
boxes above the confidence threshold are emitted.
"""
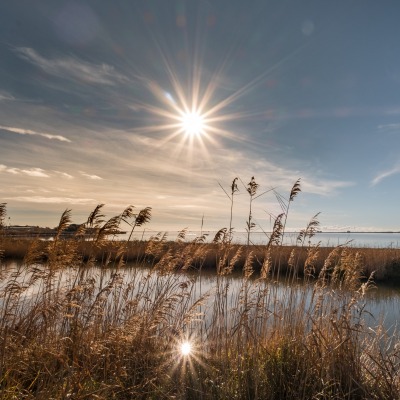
[0,179,399,399]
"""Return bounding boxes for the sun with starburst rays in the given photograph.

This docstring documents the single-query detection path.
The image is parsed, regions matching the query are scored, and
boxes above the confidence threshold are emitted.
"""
[179,340,193,356]
[153,331,209,391]
[131,58,253,163]
[179,110,205,138]
[135,78,234,162]
[130,33,299,163]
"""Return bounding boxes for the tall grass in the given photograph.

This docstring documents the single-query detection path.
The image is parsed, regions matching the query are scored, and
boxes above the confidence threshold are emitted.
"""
[0,189,399,399]
[218,177,239,244]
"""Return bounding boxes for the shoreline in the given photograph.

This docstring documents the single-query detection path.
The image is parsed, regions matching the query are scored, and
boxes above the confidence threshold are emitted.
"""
[2,237,400,283]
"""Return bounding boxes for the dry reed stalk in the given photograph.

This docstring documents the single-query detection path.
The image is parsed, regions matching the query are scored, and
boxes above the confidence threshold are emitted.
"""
[1,202,400,398]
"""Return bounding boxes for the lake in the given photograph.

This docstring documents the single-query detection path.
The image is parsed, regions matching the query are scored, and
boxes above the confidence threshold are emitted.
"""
[125,230,400,248]
[2,260,399,335]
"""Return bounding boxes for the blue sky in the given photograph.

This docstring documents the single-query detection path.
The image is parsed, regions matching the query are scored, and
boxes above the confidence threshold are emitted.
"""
[1,0,400,233]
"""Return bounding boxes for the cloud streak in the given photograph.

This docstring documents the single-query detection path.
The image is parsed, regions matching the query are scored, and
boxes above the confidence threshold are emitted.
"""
[6,196,96,205]
[0,164,50,178]
[377,123,400,131]
[0,125,71,142]
[302,178,354,196]
[0,91,15,101]
[123,134,355,197]
[371,164,400,186]
[80,172,103,180]
[0,165,77,180]
[15,47,128,86]
[54,171,74,179]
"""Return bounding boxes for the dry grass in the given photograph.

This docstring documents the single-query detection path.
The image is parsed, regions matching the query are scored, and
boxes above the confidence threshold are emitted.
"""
[2,239,400,282]
[0,202,399,399]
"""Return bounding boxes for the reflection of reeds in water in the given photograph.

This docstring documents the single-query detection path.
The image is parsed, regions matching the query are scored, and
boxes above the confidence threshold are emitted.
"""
[0,192,399,398]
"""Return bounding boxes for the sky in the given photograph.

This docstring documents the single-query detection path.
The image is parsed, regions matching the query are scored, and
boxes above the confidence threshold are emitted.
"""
[1,0,400,234]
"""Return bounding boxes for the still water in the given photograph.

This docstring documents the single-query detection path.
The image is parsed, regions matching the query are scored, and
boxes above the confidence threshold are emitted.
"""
[126,230,400,248]
[1,260,399,334]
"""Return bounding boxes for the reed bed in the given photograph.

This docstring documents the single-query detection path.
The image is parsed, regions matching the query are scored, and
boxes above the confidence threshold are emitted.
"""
[2,239,400,282]
[0,184,399,399]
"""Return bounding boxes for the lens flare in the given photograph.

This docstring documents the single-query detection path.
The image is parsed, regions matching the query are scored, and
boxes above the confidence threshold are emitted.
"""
[180,341,192,356]
[180,111,205,137]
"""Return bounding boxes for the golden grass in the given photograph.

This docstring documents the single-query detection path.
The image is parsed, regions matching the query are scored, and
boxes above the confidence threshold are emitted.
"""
[0,201,399,399]
[2,238,400,282]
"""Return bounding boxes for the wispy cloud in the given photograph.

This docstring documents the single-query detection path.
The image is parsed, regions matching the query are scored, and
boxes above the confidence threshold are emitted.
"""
[0,165,77,180]
[0,165,17,174]
[22,168,50,178]
[371,164,400,186]
[0,91,15,101]
[6,196,95,205]
[377,123,400,131]
[302,178,354,196]
[81,172,103,180]
[120,135,355,197]
[0,164,49,178]
[212,151,355,197]
[15,47,128,85]
[0,125,71,142]
[54,171,74,179]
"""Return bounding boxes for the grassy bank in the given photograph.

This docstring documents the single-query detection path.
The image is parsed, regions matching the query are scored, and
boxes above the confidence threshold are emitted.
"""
[0,238,399,399]
[2,237,400,282]
[0,204,400,398]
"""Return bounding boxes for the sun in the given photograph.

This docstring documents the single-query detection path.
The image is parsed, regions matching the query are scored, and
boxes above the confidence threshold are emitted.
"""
[180,341,192,356]
[134,60,252,162]
[132,31,296,162]
[180,111,205,137]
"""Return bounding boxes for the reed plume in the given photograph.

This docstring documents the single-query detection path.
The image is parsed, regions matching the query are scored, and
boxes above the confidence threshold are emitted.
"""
[297,212,321,246]
[218,178,239,243]
[127,207,152,242]
[279,178,301,245]
[1,188,399,399]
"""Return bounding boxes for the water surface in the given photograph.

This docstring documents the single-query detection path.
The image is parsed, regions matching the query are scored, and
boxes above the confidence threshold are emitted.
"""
[2,260,399,333]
